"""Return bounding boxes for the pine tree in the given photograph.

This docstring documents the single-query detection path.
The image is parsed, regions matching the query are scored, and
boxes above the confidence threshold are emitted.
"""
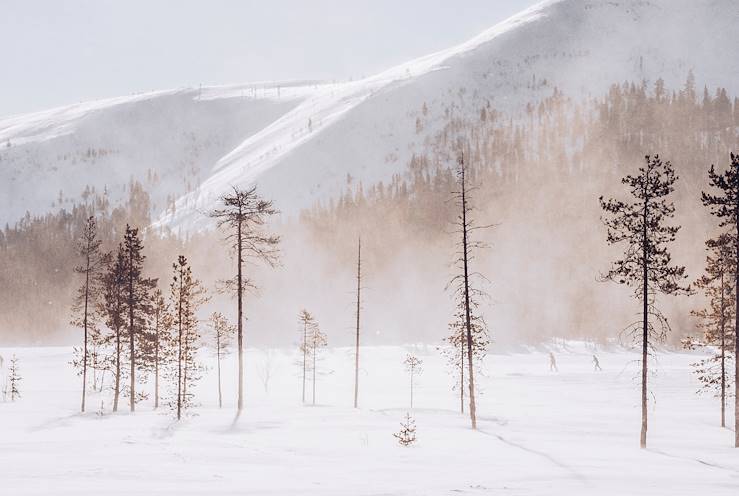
[393,412,417,446]
[71,216,109,413]
[101,246,127,412]
[701,152,739,447]
[600,154,689,448]
[170,255,207,419]
[122,225,156,413]
[8,355,21,401]
[150,289,171,409]
[306,317,327,406]
[297,309,317,403]
[210,186,280,414]
[685,233,736,428]
[209,312,234,408]
[403,354,423,409]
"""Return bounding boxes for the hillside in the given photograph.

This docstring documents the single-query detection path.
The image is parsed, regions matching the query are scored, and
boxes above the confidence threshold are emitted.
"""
[1,0,737,229]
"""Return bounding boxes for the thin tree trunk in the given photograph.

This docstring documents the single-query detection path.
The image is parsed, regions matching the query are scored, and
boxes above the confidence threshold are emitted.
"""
[460,161,477,430]
[460,334,465,414]
[237,213,244,412]
[735,199,739,448]
[302,320,307,403]
[410,368,414,409]
[154,310,160,409]
[312,341,317,406]
[81,249,90,413]
[113,324,121,412]
[177,272,183,421]
[217,334,223,409]
[640,190,649,449]
[128,253,136,413]
[720,269,726,428]
[354,237,361,409]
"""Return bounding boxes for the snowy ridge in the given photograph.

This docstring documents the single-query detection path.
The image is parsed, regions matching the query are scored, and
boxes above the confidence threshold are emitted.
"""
[1,0,738,228]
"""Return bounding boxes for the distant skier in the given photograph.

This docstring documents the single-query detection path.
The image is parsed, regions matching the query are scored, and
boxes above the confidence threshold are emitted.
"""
[592,355,602,371]
[549,352,558,372]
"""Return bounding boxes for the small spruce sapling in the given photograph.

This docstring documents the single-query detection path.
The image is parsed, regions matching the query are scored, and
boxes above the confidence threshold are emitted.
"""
[393,412,417,447]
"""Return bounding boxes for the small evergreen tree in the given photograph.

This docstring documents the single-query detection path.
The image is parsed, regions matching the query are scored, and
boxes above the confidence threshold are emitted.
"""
[297,309,318,403]
[403,354,423,409]
[393,412,417,446]
[208,312,234,408]
[306,318,327,406]
[8,355,21,401]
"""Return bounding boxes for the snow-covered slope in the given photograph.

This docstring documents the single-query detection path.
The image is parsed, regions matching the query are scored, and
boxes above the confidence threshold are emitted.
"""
[1,0,737,227]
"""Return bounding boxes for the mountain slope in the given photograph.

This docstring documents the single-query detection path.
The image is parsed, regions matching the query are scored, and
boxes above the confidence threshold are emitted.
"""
[1,0,737,228]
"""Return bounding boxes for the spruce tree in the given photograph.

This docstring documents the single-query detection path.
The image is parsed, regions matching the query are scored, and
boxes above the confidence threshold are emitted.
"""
[701,152,739,446]
[686,233,735,428]
[122,225,156,413]
[101,246,127,412]
[600,154,689,448]
[297,309,317,403]
[8,355,21,401]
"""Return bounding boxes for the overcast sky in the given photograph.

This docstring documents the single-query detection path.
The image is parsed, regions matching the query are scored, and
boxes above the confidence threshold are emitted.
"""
[1,0,536,117]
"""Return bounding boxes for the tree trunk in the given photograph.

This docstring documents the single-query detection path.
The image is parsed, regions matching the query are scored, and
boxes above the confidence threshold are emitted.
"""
[177,272,183,421]
[128,254,136,413]
[237,213,245,412]
[312,341,317,406]
[217,336,223,409]
[461,162,477,430]
[354,237,361,409]
[720,269,726,428]
[640,191,649,449]
[154,320,160,409]
[81,249,90,413]
[410,368,414,409]
[735,199,739,447]
[460,334,465,414]
[113,325,121,412]
[302,320,307,403]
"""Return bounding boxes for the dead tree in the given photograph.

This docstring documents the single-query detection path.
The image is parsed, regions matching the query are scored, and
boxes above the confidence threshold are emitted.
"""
[210,186,280,413]
[702,152,739,447]
[600,154,689,448]
[71,216,109,413]
[447,149,491,429]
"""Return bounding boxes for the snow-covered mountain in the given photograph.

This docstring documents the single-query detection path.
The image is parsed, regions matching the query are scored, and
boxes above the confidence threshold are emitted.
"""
[1,0,737,228]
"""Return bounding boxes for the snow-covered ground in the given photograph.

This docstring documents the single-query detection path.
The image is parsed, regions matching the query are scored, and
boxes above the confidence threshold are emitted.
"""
[1,343,737,495]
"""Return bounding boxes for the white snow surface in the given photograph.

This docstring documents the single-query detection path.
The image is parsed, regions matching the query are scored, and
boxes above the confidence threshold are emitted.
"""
[1,0,738,228]
[1,343,738,495]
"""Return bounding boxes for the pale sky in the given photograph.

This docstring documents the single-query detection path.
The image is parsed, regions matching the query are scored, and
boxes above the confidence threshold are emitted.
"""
[1,0,536,117]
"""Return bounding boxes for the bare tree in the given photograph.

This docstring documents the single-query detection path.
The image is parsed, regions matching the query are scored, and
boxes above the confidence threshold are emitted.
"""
[306,318,328,406]
[151,289,171,409]
[702,152,739,447]
[447,149,491,429]
[71,216,109,413]
[208,312,235,408]
[210,186,280,413]
[600,154,689,448]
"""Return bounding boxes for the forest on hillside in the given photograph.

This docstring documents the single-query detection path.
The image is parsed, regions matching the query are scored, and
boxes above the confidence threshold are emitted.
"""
[0,74,737,346]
